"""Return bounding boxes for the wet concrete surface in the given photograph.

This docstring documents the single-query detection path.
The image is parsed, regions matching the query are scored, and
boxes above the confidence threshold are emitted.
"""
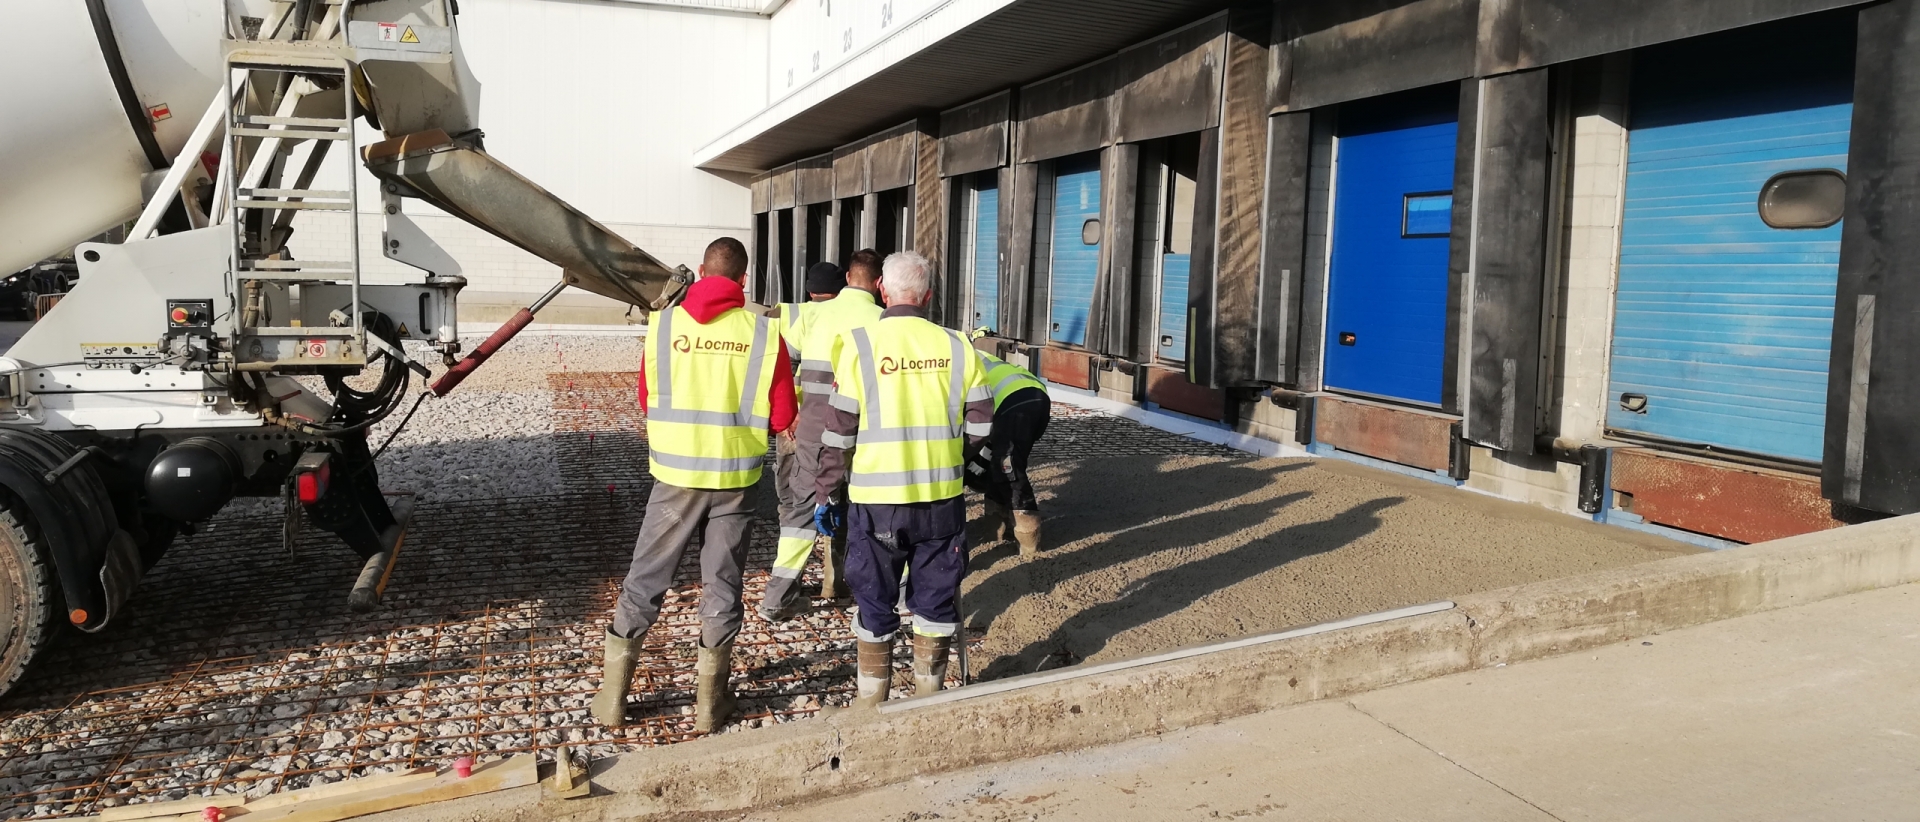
[962,448,1695,680]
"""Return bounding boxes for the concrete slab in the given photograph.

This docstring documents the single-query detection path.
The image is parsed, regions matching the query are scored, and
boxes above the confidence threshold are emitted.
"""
[1351,582,1920,822]
[747,701,1555,822]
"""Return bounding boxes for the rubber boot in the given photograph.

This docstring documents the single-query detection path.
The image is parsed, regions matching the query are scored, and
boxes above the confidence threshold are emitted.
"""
[911,632,954,697]
[982,498,1012,543]
[693,640,737,734]
[590,631,639,727]
[855,638,893,708]
[1013,510,1042,557]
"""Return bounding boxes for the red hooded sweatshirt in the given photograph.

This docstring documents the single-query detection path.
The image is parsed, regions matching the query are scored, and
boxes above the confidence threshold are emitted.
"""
[636,275,797,433]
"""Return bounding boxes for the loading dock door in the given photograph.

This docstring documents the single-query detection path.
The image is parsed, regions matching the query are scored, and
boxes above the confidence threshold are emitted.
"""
[1607,20,1854,463]
[1049,153,1102,347]
[1157,138,1200,364]
[972,180,1001,332]
[1322,92,1458,406]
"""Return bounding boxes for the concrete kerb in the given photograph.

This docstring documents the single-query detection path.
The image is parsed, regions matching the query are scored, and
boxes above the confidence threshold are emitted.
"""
[365,512,1920,822]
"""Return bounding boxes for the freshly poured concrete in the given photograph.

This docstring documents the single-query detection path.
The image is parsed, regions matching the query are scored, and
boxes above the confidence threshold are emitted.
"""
[752,582,1920,821]
[966,452,1693,680]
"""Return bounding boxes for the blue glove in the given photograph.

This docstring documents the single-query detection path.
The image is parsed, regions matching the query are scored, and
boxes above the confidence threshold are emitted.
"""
[814,503,837,538]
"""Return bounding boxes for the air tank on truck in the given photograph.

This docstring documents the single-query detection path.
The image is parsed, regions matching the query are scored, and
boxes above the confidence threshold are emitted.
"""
[0,0,690,697]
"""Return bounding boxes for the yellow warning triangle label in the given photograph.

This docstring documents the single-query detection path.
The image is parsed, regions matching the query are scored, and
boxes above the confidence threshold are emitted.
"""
[396,323,410,337]
[400,26,420,43]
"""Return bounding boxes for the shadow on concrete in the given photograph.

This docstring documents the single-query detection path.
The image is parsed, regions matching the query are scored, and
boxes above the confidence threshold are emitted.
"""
[963,457,1314,631]
[976,495,1404,681]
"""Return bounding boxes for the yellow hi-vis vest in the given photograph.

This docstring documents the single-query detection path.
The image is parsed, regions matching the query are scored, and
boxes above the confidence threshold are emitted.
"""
[827,316,993,504]
[776,301,813,399]
[981,353,1046,408]
[643,304,779,490]
[797,289,881,396]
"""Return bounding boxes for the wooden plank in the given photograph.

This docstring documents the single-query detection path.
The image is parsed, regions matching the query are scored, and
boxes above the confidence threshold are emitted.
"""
[1314,396,1455,471]
[90,768,438,822]
[237,757,537,822]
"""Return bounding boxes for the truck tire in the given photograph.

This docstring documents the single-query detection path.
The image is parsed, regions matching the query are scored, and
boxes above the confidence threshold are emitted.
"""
[0,505,56,697]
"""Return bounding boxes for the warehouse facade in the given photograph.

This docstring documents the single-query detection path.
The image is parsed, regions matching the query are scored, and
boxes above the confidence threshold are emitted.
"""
[708,0,1920,545]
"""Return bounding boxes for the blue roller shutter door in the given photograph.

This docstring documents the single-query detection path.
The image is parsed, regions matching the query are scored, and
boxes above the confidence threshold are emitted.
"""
[1158,254,1191,362]
[1049,153,1102,347]
[1323,94,1459,405]
[1607,20,1855,463]
[973,182,1000,332]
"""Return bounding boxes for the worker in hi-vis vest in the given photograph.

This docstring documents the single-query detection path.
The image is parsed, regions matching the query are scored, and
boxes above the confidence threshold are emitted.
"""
[761,260,862,621]
[965,348,1051,555]
[593,237,797,732]
[814,251,994,706]
[760,250,885,622]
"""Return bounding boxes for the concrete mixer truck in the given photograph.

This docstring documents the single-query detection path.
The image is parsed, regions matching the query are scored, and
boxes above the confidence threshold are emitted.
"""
[0,0,691,697]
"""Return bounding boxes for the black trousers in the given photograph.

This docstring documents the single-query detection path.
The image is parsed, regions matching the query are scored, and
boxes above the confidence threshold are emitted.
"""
[965,388,1050,512]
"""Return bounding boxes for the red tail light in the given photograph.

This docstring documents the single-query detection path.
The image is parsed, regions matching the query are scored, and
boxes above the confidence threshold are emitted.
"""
[296,461,330,504]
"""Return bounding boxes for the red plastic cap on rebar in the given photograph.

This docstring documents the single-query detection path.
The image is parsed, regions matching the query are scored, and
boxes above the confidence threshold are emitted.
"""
[200,807,222,822]
[454,756,474,778]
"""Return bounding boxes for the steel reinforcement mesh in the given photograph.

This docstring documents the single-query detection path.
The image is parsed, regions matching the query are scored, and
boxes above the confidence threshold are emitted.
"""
[0,371,1233,818]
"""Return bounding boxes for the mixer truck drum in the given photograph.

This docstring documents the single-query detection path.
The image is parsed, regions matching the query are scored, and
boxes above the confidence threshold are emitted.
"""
[144,438,242,523]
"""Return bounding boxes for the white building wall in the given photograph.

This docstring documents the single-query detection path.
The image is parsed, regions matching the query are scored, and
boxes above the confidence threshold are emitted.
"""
[290,0,770,300]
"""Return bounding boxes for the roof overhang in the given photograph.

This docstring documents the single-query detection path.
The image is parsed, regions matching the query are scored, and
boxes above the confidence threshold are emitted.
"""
[694,0,1228,174]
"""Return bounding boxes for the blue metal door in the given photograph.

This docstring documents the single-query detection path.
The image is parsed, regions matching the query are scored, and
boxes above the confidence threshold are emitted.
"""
[972,182,1000,332]
[1158,254,1191,362]
[1049,153,1102,347]
[1607,20,1855,463]
[1323,95,1458,405]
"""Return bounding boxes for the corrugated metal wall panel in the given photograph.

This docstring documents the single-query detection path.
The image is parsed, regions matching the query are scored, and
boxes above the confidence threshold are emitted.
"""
[1048,153,1103,346]
[973,181,1002,331]
[1607,19,1855,463]
[1322,90,1459,405]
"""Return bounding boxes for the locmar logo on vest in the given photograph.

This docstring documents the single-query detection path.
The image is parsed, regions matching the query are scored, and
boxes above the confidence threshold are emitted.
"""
[673,335,751,355]
[878,355,951,376]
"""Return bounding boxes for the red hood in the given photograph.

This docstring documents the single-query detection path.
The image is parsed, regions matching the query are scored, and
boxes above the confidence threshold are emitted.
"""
[681,275,746,323]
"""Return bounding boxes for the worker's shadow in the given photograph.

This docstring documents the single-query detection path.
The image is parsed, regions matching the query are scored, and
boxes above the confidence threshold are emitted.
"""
[962,457,1311,630]
[975,495,1402,681]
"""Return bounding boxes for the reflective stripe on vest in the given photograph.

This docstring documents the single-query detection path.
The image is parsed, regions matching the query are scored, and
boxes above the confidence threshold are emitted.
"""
[840,321,985,504]
[983,356,1045,408]
[644,305,777,489]
[797,290,881,393]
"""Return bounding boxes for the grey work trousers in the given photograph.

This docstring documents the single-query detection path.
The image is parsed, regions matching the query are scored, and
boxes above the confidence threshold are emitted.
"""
[762,434,820,613]
[611,480,759,648]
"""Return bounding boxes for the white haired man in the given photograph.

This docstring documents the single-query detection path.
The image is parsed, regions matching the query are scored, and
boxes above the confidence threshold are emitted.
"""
[813,251,994,705]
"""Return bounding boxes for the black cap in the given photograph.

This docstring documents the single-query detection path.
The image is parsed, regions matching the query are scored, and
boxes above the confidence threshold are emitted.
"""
[806,262,846,295]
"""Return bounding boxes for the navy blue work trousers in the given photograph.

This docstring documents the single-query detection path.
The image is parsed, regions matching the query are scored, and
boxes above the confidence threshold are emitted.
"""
[845,496,967,642]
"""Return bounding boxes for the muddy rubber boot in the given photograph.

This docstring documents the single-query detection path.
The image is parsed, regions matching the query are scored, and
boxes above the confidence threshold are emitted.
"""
[911,633,954,697]
[855,639,893,708]
[982,498,1012,542]
[590,631,639,727]
[693,640,737,734]
[1013,510,1042,557]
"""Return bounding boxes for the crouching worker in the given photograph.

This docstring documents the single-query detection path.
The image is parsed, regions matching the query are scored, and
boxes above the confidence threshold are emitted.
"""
[965,350,1050,555]
[815,251,993,706]
[593,237,797,731]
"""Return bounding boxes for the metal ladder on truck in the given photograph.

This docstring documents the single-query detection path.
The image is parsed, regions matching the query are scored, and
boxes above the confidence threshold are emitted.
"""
[220,5,368,372]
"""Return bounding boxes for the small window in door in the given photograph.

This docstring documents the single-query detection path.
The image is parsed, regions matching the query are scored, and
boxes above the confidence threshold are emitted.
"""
[1402,192,1452,238]
[1759,169,1846,229]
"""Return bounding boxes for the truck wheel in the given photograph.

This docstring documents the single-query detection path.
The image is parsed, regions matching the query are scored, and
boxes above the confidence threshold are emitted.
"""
[0,506,57,697]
